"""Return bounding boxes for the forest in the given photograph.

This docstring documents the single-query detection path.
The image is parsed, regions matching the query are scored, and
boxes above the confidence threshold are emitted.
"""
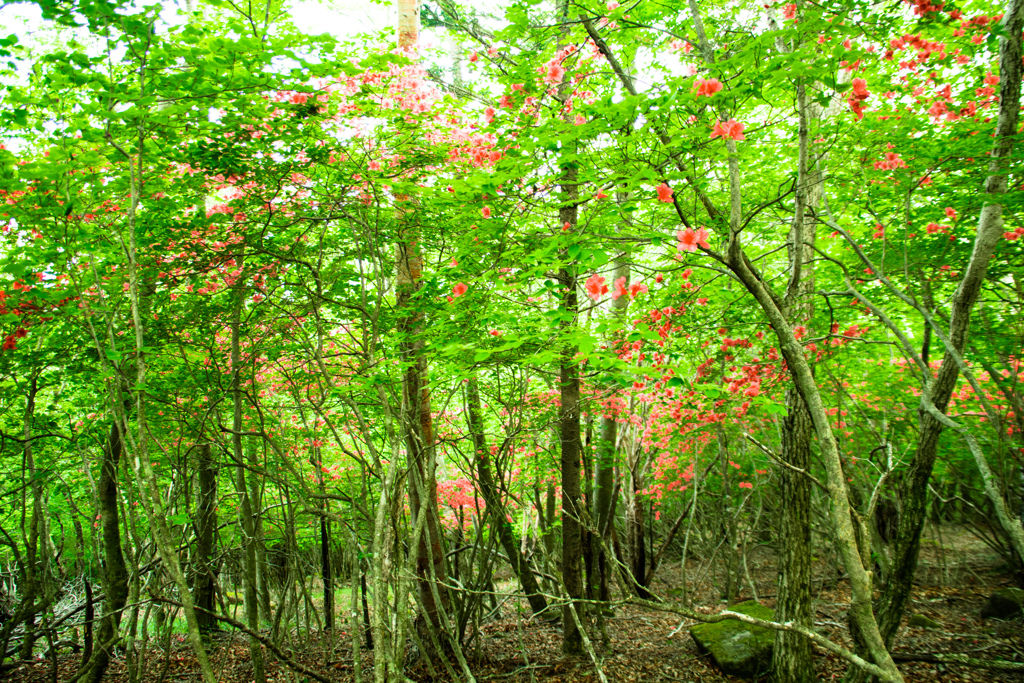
[0,0,1023,680]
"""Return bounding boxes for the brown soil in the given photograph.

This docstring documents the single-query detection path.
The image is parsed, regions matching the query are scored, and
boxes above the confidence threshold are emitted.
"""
[6,525,1022,682]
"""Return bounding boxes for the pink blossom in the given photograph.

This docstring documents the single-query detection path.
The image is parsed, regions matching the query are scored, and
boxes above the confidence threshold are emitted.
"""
[677,227,711,252]
[612,276,628,300]
[630,282,648,299]
[452,283,468,297]
[656,182,674,202]
[710,119,745,141]
[585,274,608,302]
[693,77,723,97]
[481,206,492,218]
[544,63,566,85]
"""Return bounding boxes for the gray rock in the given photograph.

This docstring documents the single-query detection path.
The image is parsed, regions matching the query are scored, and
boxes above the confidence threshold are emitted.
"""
[690,601,774,679]
[980,587,1024,620]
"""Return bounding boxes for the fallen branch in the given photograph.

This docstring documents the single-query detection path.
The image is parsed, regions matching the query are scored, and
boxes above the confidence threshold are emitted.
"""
[890,652,1024,672]
[151,598,332,683]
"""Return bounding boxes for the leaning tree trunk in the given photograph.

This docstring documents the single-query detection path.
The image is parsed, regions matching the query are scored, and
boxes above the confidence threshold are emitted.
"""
[466,376,548,616]
[856,5,1024,675]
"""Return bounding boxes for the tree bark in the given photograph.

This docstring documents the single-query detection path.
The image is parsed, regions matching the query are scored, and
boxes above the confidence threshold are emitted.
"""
[625,457,650,599]
[466,376,548,615]
[19,374,43,661]
[595,246,629,603]
[193,443,218,636]
[231,281,266,683]
[558,151,585,655]
[774,77,818,683]
[78,422,129,683]
[774,389,814,682]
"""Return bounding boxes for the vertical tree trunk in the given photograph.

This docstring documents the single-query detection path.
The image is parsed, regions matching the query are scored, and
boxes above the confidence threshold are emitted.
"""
[231,283,266,683]
[319,471,334,632]
[594,415,616,603]
[392,0,451,655]
[19,375,42,660]
[397,230,451,651]
[774,78,817,683]
[194,443,218,636]
[558,170,584,655]
[249,440,272,624]
[559,324,584,655]
[595,250,629,604]
[78,422,130,683]
[774,389,814,682]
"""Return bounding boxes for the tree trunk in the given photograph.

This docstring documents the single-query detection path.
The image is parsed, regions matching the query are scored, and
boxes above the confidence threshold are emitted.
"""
[466,376,548,615]
[231,285,266,683]
[319,479,334,632]
[595,250,629,603]
[594,414,616,603]
[78,422,130,683]
[774,77,818,683]
[194,443,218,636]
[774,389,815,682]
[857,5,1024,673]
[558,151,585,655]
[19,375,42,661]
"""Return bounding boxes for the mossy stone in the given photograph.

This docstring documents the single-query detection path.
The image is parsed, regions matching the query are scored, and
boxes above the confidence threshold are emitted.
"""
[980,587,1024,619]
[689,600,774,679]
[908,613,941,629]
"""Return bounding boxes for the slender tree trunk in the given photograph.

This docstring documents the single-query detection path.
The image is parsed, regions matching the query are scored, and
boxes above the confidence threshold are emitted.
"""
[466,376,548,615]
[78,422,130,683]
[231,280,266,683]
[594,415,616,603]
[194,443,218,636]
[557,143,586,654]
[854,6,1024,674]
[625,458,649,599]
[319,467,334,632]
[19,375,42,660]
[392,0,451,655]
[595,249,628,604]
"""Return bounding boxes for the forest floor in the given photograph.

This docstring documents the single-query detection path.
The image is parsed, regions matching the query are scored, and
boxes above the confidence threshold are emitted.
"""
[6,525,1023,682]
